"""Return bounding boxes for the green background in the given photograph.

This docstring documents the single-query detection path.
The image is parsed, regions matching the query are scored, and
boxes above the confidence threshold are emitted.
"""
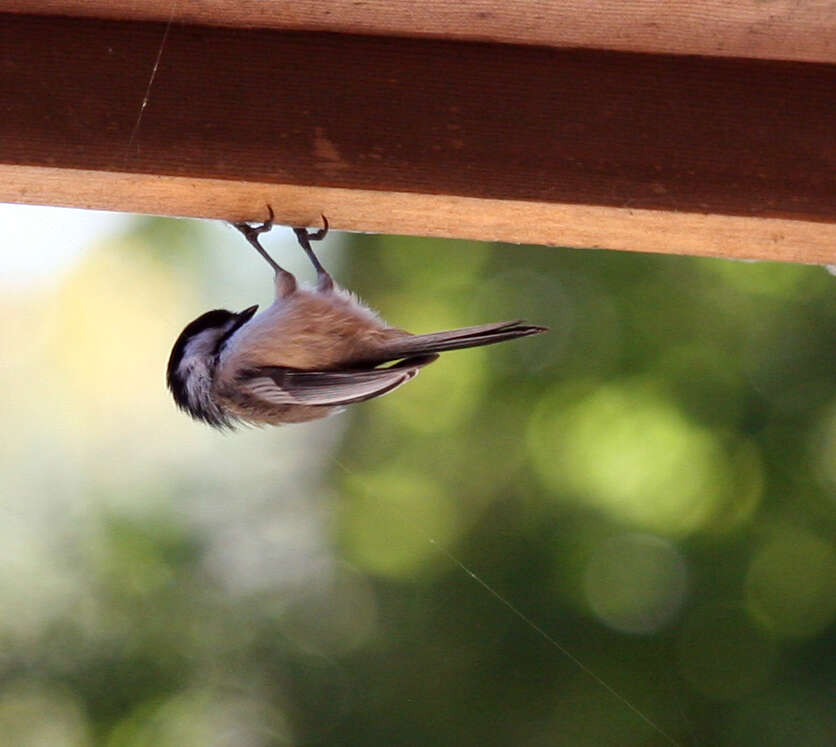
[1,215,834,745]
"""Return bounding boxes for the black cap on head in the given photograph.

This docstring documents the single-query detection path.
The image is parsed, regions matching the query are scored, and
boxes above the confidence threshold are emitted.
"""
[166,306,258,418]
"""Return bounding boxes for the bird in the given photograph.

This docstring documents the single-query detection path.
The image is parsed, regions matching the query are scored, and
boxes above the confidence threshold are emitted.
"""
[167,206,547,427]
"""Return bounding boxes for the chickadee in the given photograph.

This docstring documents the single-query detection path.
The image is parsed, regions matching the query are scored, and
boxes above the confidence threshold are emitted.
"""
[167,207,546,427]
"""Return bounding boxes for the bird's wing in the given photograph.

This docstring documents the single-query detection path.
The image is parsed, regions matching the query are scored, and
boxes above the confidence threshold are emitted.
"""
[237,354,438,407]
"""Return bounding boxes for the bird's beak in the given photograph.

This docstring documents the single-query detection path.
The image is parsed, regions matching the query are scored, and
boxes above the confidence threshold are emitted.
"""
[238,305,259,323]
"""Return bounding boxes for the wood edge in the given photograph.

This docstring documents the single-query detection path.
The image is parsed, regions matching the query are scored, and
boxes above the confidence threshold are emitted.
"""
[2,165,835,264]
[2,1,834,64]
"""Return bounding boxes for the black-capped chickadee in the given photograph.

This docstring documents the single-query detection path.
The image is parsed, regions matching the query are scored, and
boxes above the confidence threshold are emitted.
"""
[167,207,547,427]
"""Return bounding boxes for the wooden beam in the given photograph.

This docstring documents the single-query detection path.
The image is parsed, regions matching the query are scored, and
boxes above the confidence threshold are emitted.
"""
[6,0,836,64]
[1,13,834,262]
[6,165,836,264]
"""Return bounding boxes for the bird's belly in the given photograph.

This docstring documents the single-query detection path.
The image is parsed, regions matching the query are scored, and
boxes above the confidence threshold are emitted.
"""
[218,392,339,425]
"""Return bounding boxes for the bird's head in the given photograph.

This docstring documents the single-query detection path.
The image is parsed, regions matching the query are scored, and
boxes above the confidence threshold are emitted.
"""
[166,305,258,427]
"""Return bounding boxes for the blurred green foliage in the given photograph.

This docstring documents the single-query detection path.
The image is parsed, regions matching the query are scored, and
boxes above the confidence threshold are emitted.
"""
[0,217,834,746]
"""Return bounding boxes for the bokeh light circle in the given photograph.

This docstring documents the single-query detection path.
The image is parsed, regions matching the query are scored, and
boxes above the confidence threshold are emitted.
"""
[584,533,688,634]
[528,380,735,535]
[745,528,836,638]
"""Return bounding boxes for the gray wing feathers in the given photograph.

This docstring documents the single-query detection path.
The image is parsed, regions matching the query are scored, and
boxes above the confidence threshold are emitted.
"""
[240,355,438,407]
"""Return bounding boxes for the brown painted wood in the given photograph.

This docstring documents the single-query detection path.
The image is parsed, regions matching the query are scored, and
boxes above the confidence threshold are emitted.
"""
[6,0,836,64]
[1,13,834,261]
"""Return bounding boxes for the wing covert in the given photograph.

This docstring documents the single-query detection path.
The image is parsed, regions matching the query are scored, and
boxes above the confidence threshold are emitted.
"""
[238,354,438,408]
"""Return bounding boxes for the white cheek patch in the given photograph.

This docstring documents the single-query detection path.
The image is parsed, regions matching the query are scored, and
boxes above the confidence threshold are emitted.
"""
[177,327,230,410]
[183,327,225,360]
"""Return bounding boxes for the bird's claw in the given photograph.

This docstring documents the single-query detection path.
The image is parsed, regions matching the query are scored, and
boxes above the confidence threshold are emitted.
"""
[233,204,275,239]
[293,214,329,243]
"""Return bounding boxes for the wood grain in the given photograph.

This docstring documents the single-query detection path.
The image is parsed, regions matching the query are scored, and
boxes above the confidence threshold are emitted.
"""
[1,13,834,262]
[5,0,836,63]
[4,165,835,263]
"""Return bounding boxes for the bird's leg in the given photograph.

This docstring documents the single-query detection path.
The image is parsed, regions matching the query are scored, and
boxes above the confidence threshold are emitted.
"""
[232,204,281,271]
[232,204,297,296]
[292,215,333,292]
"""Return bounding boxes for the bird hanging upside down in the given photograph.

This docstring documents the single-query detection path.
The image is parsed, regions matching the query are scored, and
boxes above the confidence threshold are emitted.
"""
[167,207,547,428]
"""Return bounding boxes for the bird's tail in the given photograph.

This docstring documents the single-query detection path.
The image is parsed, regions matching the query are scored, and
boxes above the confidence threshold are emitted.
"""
[379,320,547,358]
